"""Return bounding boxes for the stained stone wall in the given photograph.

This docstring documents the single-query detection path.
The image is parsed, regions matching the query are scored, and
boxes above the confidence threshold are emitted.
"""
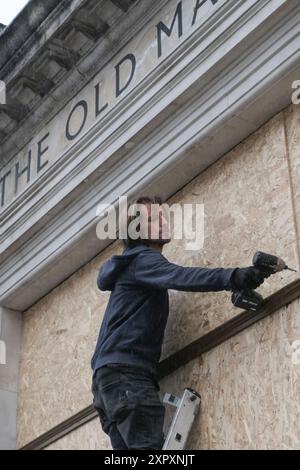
[17,103,300,448]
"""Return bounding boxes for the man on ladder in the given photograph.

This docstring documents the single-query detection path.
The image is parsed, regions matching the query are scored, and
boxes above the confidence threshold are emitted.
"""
[91,196,266,450]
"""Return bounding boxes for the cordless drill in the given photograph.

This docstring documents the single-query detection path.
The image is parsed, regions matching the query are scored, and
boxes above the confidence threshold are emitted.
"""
[231,251,297,312]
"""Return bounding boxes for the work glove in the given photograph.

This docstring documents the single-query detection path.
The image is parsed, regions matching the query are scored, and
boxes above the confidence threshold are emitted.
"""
[231,266,267,290]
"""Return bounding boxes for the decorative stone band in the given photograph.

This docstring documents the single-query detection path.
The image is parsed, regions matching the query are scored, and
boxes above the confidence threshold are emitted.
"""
[19,277,300,450]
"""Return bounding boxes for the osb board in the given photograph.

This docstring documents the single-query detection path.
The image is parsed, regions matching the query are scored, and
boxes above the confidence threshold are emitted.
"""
[16,240,123,448]
[161,108,298,359]
[284,104,300,266]
[161,298,300,450]
[45,418,110,451]
[46,297,300,450]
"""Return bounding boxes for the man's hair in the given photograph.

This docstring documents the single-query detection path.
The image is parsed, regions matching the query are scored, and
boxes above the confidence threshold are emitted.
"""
[121,195,162,248]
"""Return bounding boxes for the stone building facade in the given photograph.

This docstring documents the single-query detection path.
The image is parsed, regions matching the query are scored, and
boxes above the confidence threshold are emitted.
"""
[0,0,300,449]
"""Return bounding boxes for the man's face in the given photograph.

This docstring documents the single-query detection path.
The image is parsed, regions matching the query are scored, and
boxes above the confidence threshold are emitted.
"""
[144,203,171,244]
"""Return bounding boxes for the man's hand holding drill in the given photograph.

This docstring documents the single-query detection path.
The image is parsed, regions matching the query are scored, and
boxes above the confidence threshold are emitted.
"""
[231,266,270,291]
[230,252,296,311]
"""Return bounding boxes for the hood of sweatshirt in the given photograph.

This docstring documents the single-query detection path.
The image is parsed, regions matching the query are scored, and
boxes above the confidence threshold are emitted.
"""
[97,244,152,291]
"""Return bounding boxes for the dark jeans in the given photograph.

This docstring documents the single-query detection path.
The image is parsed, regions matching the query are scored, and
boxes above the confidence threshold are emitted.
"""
[91,364,165,450]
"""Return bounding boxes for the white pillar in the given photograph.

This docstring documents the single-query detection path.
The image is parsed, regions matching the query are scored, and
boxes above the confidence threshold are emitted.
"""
[0,307,22,450]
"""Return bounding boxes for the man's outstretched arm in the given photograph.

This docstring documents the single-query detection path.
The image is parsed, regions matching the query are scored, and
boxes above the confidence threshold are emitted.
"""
[134,249,265,292]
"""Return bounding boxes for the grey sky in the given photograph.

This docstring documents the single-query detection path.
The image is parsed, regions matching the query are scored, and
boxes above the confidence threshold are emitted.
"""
[0,0,30,26]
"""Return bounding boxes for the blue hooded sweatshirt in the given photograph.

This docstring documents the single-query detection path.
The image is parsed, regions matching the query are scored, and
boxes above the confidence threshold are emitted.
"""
[91,244,236,377]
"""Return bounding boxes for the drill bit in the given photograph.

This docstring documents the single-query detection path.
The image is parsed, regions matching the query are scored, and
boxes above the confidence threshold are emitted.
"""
[285,266,298,272]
